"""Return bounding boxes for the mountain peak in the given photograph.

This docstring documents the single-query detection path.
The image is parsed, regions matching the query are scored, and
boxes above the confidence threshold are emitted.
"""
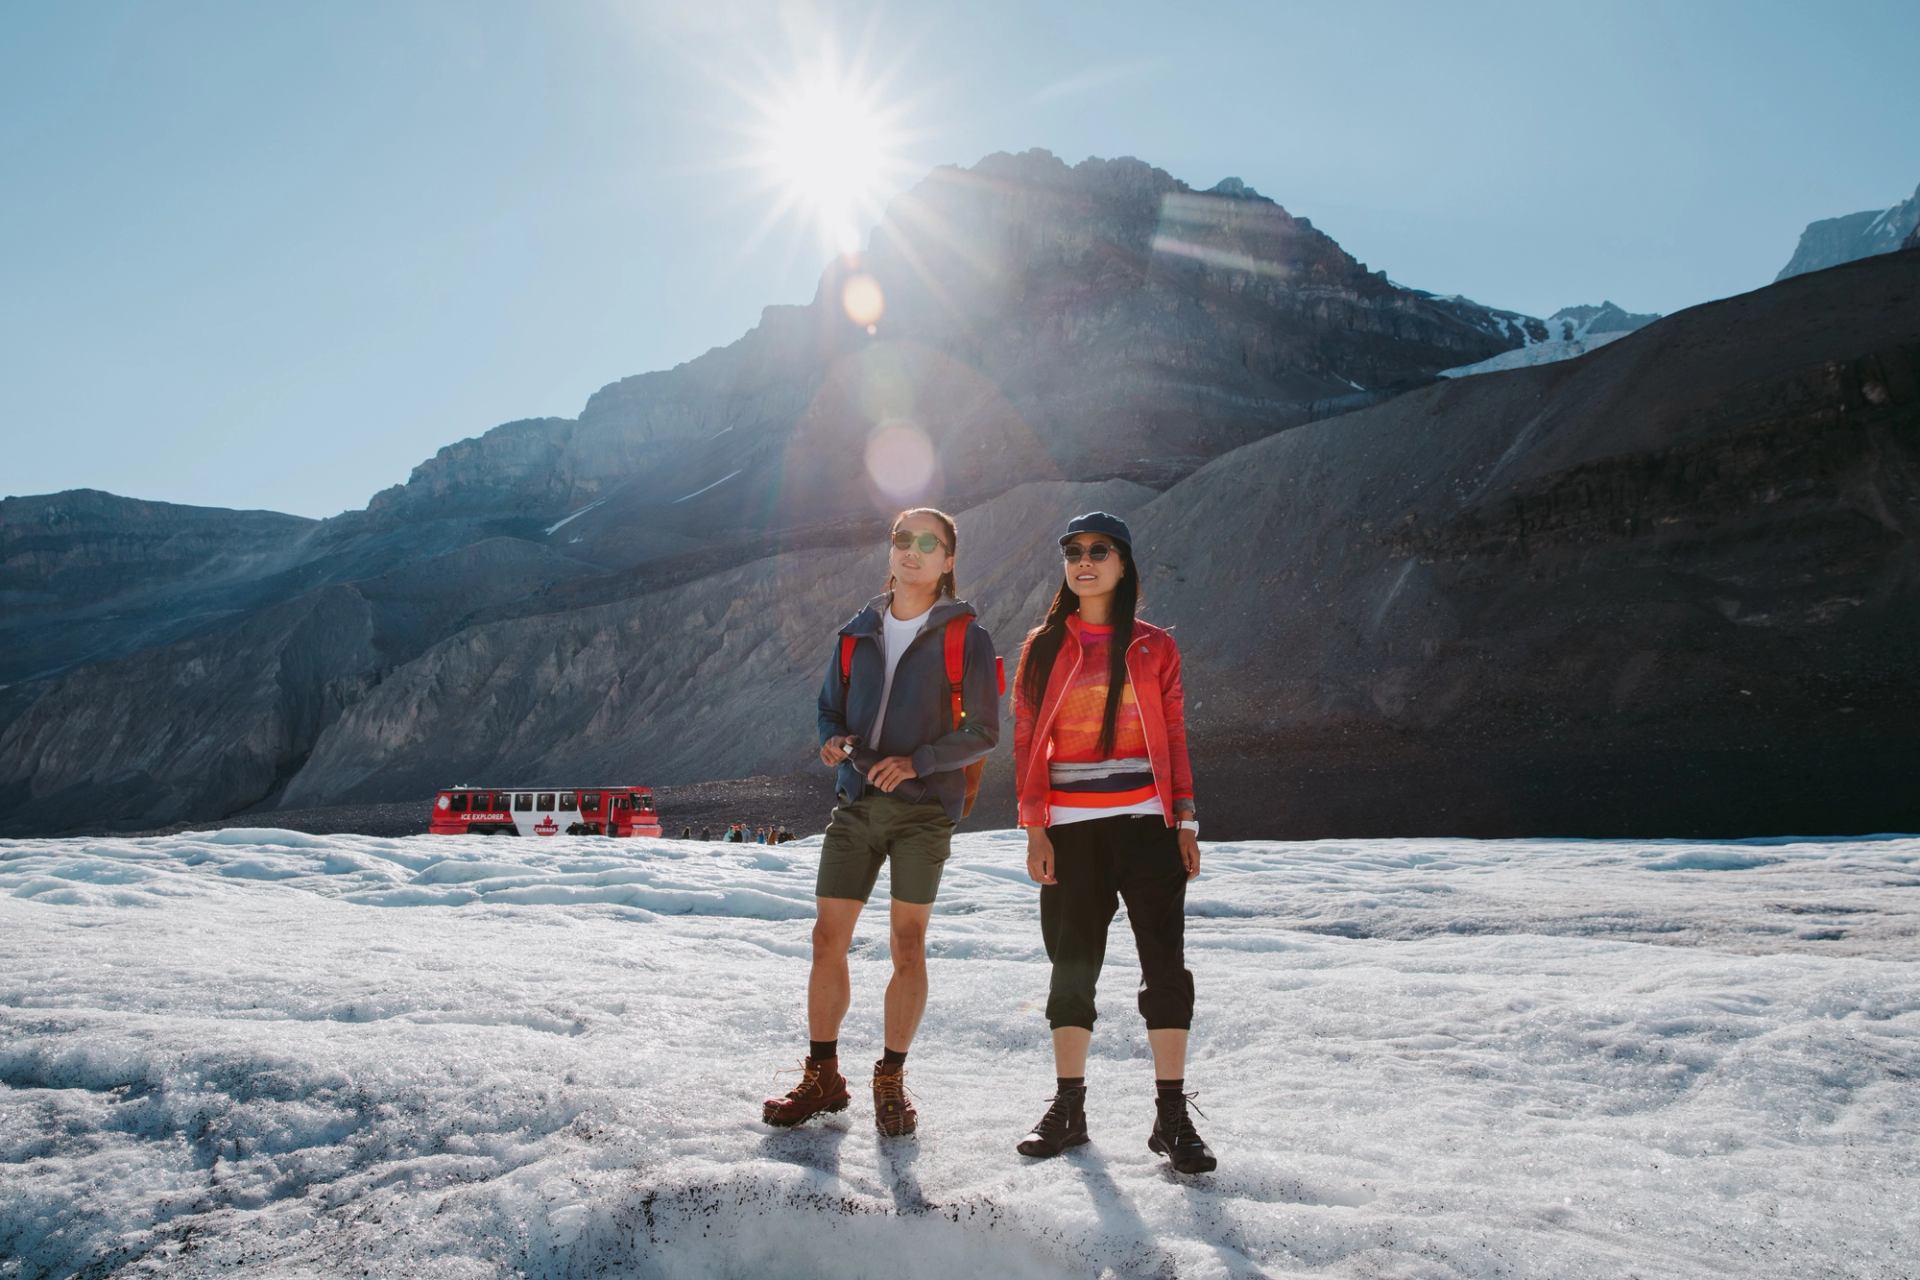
[1206,176,1267,201]
[1545,301,1660,339]
[1776,179,1920,280]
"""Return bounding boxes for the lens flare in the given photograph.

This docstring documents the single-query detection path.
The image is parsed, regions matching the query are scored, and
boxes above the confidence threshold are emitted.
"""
[841,273,885,327]
[1150,191,1297,279]
[864,420,936,503]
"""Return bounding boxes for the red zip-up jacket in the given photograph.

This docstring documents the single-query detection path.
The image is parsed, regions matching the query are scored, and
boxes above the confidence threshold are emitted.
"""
[1014,614,1195,829]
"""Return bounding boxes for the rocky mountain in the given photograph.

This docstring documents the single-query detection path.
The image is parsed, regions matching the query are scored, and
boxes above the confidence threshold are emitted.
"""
[5,155,1916,838]
[1,150,1550,834]
[1776,181,1920,280]
[272,252,1920,838]
[0,537,601,828]
[0,490,316,686]
[1439,301,1661,380]
[339,150,1533,572]
[22,250,1900,840]
[8,150,1540,683]
[1542,301,1660,341]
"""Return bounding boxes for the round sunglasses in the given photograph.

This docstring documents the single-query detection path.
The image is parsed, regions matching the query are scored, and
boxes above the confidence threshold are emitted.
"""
[1060,541,1117,563]
[890,530,950,554]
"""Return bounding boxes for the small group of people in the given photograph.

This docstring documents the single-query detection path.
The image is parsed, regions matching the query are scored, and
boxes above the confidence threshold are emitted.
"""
[680,824,797,843]
[761,507,1213,1176]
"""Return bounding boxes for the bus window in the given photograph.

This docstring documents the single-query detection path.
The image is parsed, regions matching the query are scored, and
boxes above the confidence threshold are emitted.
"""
[538,793,555,812]
[515,793,533,811]
[614,796,629,810]
[559,793,577,812]
[452,793,469,812]
[580,792,600,813]
[638,795,653,813]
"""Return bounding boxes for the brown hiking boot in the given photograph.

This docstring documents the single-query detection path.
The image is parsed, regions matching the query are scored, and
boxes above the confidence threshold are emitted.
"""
[762,1056,850,1127]
[871,1059,917,1136]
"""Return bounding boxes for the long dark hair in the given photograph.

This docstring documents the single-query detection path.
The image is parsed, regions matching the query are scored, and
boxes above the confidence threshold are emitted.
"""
[1016,540,1139,758]
[885,507,958,599]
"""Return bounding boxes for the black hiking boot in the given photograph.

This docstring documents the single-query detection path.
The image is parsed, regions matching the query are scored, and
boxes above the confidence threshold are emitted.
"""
[1148,1090,1217,1175]
[1016,1085,1089,1158]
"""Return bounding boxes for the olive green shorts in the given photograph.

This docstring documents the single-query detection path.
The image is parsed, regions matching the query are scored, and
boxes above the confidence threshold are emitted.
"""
[815,793,955,905]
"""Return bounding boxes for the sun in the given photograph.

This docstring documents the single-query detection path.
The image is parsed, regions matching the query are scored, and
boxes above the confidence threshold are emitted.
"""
[739,54,916,260]
[767,80,889,254]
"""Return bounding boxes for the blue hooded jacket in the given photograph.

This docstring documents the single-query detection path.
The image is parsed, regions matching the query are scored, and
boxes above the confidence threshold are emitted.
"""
[816,593,1001,822]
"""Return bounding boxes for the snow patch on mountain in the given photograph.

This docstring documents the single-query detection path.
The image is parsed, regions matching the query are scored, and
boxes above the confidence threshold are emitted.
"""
[673,468,744,504]
[1439,331,1628,378]
[543,498,608,537]
[1440,301,1659,379]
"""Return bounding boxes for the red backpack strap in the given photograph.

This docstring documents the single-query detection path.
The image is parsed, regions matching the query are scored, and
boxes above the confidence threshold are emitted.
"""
[838,634,857,685]
[942,618,967,727]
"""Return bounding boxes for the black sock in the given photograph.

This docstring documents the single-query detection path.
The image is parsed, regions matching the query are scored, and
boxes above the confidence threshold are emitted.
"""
[1156,1077,1186,1100]
[1057,1076,1086,1092]
[810,1040,837,1062]
[881,1047,907,1067]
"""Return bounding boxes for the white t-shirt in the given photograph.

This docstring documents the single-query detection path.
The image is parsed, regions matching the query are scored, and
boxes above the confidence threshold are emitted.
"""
[867,603,932,746]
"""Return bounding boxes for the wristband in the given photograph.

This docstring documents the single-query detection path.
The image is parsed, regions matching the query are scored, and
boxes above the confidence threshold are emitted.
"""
[1177,819,1199,835]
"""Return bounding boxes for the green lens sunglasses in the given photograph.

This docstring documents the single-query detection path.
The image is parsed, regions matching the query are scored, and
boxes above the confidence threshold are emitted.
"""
[890,530,949,554]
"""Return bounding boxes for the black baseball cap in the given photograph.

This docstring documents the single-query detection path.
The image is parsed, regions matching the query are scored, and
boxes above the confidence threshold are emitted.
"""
[1058,511,1132,548]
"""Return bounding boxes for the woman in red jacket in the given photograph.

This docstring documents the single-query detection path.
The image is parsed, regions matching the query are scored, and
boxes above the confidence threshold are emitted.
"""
[1012,511,1213,1175]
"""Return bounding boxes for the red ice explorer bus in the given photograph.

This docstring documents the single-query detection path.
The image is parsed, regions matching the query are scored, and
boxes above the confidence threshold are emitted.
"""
[428,786,663,838]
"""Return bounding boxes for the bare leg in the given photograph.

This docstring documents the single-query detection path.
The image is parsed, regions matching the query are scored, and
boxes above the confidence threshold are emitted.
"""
[882,898,934,1052]
[1051,1026,1092,1078]
[809,897,864,1042]
[1148,1028,1188,1081]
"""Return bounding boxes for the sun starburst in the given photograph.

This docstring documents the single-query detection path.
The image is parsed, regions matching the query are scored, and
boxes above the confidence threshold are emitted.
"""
[730,40,921,261]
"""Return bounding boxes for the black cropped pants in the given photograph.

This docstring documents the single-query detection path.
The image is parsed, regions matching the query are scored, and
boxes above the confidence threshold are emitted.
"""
[1040,814,1194,1031]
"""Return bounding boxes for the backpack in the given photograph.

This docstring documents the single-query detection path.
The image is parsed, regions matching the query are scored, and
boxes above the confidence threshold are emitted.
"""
[840,616,1004,818]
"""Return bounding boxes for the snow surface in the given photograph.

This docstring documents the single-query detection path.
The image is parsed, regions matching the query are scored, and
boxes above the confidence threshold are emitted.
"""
[543,500,607,537]
[3,830,1917,1278]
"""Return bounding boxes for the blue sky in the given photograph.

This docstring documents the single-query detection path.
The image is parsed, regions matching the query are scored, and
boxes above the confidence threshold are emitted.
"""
[4,0,1916,518]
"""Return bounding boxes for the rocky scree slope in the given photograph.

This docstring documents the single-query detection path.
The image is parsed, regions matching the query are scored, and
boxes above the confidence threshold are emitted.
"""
[0,490,315,686]
[0,539,598,832]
